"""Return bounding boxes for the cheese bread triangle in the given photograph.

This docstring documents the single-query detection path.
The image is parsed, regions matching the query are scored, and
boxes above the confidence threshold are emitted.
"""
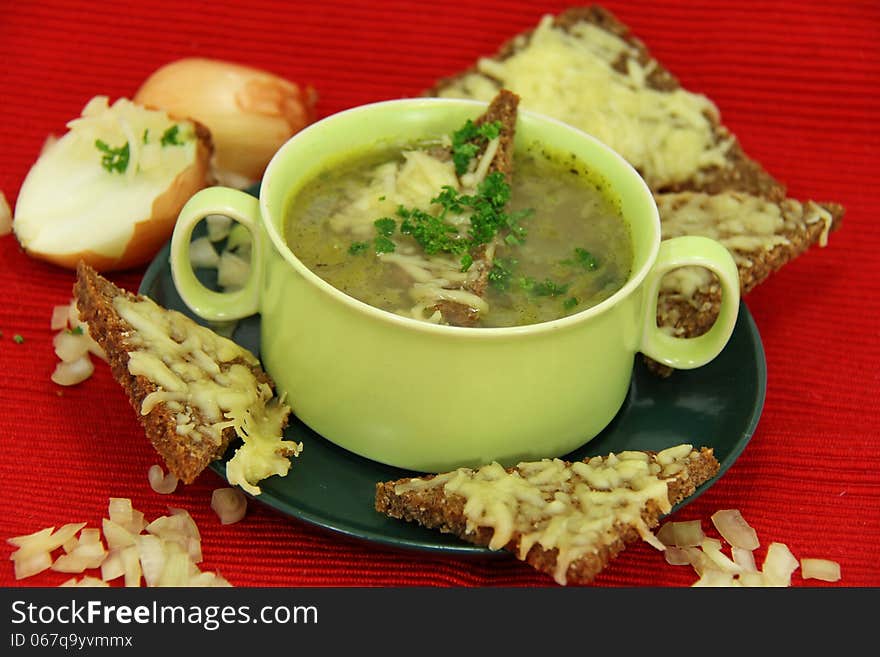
[375,444,720,585]
[74,262,300,493]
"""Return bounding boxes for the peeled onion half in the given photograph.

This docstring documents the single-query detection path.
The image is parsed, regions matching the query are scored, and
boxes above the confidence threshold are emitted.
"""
[13,96,213,272]
[134,58,317,186]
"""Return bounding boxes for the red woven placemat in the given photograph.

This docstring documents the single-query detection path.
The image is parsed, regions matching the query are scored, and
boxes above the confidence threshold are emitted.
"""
[1,0,877,587]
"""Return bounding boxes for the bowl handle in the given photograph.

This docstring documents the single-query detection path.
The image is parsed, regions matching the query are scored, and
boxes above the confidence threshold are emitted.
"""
[639,236,740,369]
[170,186,263,321]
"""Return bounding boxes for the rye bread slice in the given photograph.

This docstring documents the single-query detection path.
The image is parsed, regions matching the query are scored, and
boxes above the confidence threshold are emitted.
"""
[376,445,720,585]
[428,5,844,369]
[433,89,520,326]
[73,261,284,484]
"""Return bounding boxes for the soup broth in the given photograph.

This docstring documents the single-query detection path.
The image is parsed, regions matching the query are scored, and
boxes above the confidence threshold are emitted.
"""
[283,141,633,328]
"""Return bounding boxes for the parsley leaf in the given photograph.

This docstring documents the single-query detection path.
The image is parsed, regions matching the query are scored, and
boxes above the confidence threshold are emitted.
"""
[520,277,569,297]
[451,119,502,175]
[373,217,396,237]
[349,241,370,255]
[563,297,579,311]
[459,253,473,272]
[95,139,130,174]
[398,206,466,256]
[160,125,185,147]
[561,247,599,271]
[374,235,396,254]
[488,257,517,291]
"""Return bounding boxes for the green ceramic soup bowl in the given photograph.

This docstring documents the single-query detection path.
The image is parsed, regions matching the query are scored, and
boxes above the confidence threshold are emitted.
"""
[170,98,740,472]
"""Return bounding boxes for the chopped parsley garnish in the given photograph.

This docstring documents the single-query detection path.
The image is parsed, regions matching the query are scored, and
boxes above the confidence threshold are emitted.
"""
[348,241,370,255]
[374,235,396,254]
[68,325,84,336]
[520,277,569,297]
[95,139,130,174]
[374,217,396,237]
[350,218,399,255]
[562,247,599,271]
[488,257,517,291]
[352,118,533,272]
[563,297,579,311]
[380,171,532,271]
[398,206,466,257]
[160,124,185,147]
[142,129,150,144]
[12,334,24,344]
[451,119,502,175]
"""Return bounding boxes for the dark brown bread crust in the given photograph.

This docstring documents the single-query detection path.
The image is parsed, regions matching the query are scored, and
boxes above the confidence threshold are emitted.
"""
[433,89,520,326]
[73,262,272,483]
[375,447,720,585]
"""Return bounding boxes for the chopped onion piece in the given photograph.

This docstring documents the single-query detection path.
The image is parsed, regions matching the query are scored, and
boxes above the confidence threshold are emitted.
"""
[100,550,125,581]
[663,546,694,566]
[157,542,195,586]
[148,464,179,494]
[151,508,202,563]
[54,330,91,363]
[120,544,142,587]
[9,497,229,587]
[52,530,107,573]
[692,569,740,587]
[737,571,767,587]
[60,576,109,588]
[217,250,251,290]
[206,214,233,242]
[762,542,799,587]
[52,552,100,573]
[800,558,841,582]
[101,518,136,549]
[711,509,760,550]
[14,550,53,580]
[657,519,705,547]
[108,498,146,534]
[136,535,166,587]
[701,537,742,574]
[8,526,55,550]
[9,522,85,558]
[189,571,232,587]
[211,487,247,525]
[51,303,72,330]
[51,356,94,386]
[78,528,102,545]
[67,301,83,331]
[732,546,758,573]
[189,236,220,268]
[225,223,252,257]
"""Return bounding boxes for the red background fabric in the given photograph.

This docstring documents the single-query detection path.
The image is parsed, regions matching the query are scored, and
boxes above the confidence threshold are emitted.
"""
[0,0,877,588]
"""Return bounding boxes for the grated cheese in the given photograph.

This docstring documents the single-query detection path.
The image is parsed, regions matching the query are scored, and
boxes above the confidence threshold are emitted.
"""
[437,16,732,188]
[114,295,301,495]
[326,147,491,320]
[394,445,702,585]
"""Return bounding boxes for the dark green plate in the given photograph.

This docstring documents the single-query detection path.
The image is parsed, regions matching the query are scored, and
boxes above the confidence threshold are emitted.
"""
[141,238,766,556]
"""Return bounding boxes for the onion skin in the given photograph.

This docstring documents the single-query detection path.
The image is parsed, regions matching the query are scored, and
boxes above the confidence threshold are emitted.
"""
[134,57,317,182]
